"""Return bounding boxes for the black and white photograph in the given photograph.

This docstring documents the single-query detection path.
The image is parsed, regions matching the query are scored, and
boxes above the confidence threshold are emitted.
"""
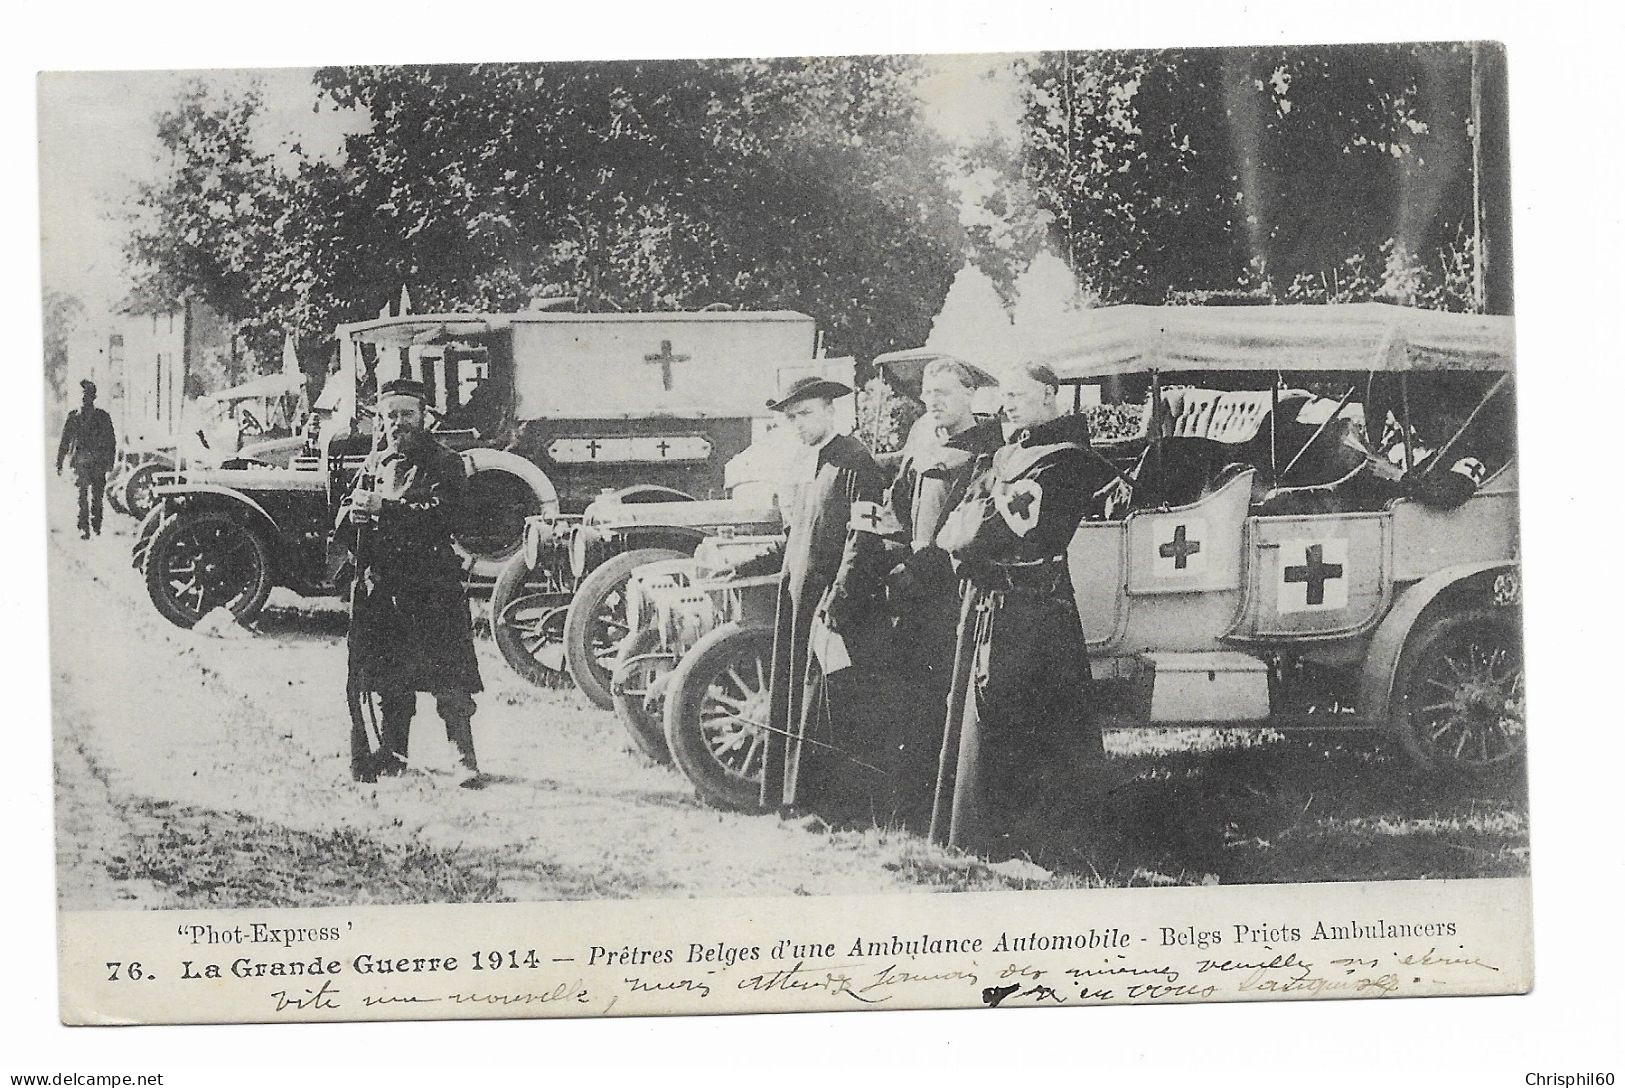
[34,35,1550,1031]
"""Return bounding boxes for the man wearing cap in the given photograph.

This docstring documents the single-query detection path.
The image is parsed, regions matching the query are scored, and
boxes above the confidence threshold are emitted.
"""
[727,375,886,817]
[930,360,1105,853]
[336,378,485,786]
[56,379,118,539]
[835,357,1005,823]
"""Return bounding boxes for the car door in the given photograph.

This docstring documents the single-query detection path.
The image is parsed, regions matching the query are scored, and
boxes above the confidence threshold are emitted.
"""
[1232,510,1392,640]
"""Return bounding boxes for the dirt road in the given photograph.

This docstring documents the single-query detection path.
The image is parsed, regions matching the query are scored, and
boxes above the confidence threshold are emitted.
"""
[49,511,1528,911]
[50,517,1047,910]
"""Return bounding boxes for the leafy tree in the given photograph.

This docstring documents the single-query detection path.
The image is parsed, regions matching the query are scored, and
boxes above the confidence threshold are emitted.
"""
[126,61,967,382]
[124,80,295,369]
[42,287,84,406]
[985,44,1510,312]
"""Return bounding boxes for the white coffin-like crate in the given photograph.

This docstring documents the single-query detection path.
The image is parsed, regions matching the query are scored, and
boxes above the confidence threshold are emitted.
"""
[1129,651,1271,723]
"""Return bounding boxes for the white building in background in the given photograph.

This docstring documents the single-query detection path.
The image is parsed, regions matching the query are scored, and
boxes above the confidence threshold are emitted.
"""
[66,299,237,453]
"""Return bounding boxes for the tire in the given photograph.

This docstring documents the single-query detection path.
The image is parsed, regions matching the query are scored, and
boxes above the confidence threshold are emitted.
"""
[131,506,167,572]
[452,451,558,581]
[610,624,676,764]
[564,548,686,709]
[1390,605,1524,780]
[144,511,274,629]
[105,463,131,515]
[489,551,573,688]
[662,622,774,812]
[124,460,172,521]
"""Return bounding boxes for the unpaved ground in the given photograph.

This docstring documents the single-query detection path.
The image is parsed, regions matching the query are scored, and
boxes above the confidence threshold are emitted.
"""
[49,514,1044,909]
[48,504,1528,911]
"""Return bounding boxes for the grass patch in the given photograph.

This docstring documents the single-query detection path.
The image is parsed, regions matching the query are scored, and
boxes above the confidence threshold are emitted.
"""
[819,729,1529,888]
[1034,731,1529,885]
[106,800,507,907]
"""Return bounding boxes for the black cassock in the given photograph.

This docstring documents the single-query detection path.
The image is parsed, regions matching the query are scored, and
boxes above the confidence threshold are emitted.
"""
[739,433,884,814]
[831,419,1006,823]
[338,437,484,696]
[929,413,1105,852]
[337,436,484,780]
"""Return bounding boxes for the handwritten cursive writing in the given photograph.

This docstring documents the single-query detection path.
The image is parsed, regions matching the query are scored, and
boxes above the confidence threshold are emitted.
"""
[1395,947,1501,972]
[625,975,712,999]
[1239,969,1401,997]
[859,962,979,997]
[270,978,341,1012]
[736,960,877,1003]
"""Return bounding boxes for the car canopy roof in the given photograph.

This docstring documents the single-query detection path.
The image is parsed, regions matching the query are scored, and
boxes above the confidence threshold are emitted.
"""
[336,314,511,348]
[205,371,305,402]
[1033,303,1514,379]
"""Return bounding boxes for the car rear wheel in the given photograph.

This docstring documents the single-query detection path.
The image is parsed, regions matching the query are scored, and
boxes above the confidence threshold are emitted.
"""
[124,460,171,520]
[1390,605,1524,779]
[105,463,131,515]
[490,552,573,688]
[144,511,274,628]
[610,624,676,764]
[662,622,773,812]
[563,547,685,709]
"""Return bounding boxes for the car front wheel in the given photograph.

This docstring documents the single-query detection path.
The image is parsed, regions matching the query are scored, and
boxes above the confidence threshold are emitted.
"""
[1390,604,1524,779]
[662,622,774,812]
[563,547,685,709]
[144,511,274,629]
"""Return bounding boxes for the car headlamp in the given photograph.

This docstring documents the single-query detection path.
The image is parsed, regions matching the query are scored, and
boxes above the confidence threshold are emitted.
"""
[569,526,596,579]
[522,520,543,569]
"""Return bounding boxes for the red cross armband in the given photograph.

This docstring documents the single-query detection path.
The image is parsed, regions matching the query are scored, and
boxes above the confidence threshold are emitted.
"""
[848,500,903,537]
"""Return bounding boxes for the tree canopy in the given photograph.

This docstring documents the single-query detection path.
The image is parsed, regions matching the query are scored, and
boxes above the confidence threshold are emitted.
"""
[124,59,966,374]
[983,43,1511,313]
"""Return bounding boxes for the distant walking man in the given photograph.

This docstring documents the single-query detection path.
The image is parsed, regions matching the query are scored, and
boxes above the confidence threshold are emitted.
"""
[56,379,117,539]
[336,378,484,786]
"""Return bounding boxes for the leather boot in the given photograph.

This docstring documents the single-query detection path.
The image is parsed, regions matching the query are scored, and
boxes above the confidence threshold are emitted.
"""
[442,708,484,788]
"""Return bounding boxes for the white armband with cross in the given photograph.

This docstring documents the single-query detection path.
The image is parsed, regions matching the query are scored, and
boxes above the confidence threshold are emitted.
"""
[848,500,903,537]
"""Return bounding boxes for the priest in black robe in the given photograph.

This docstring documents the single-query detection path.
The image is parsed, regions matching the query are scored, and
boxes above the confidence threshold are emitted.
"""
[729,376,885,816]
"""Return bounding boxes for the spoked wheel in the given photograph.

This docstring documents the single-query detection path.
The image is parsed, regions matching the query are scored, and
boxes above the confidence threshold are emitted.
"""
[1392,605,1525,779]
[490,552,573,687]
[663,622,774,812]
[105,464,131,515]
[144,511,273,628]
[610,625,676,764]
[124,460,171,520]
[564,547,685,709]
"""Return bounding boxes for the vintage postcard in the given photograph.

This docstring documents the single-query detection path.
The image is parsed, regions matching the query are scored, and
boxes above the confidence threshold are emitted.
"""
[41,42,1529,1025]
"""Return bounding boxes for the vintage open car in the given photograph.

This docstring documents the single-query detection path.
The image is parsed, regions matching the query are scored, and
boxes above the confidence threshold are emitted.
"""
[132,306,840,629]
[651,302,1522,812]
[488,359,855,707]
[490,493,784,709]
[604,535,784,807]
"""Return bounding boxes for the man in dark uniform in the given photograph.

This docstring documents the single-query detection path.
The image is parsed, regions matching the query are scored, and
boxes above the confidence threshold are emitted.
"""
[930,361,1104,853]
[835,358,1004,823]
[56,379,117,539]
[336,378,485,786]
[726,376,886,816]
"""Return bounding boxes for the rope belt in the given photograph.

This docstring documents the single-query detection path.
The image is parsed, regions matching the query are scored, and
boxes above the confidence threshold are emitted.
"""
[965,555,1070,595]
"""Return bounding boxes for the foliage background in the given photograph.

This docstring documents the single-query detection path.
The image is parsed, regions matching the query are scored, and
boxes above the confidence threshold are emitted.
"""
[47,45,1510,441]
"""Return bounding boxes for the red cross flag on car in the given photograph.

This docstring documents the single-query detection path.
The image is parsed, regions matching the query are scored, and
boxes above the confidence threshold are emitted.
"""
[1277,539,1350,612]
[1151,518,1208,576]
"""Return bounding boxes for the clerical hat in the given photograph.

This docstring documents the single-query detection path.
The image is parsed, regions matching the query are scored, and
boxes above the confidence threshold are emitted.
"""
[766,375,852,412]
